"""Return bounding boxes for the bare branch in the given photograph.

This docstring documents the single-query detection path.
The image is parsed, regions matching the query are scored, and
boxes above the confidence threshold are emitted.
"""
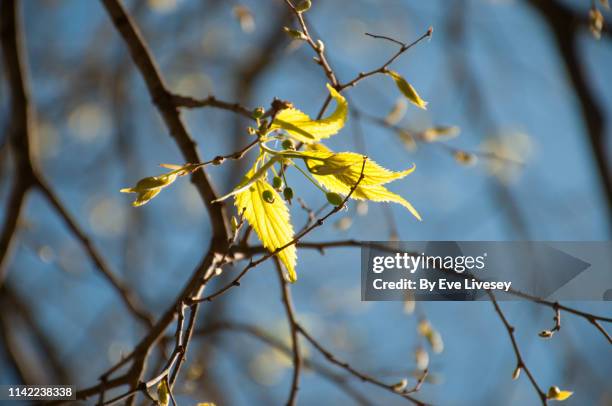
[275,258,302,406]
[487,291,547,404]
[340,29,433,91]
[296,322,425,405]
[171,93,254,118]
[101,0,230,244]
[283,0,339,87]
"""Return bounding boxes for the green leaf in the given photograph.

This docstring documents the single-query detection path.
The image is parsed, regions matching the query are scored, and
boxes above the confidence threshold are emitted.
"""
[387,70,428,110]
[270,84,348,143]
[235,164,297,282]
[121,164,195,207]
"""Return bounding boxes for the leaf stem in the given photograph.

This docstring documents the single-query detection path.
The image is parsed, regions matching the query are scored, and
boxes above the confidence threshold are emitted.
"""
[293,164,328,194]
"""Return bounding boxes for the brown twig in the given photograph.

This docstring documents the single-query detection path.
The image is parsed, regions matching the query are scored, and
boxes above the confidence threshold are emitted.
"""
[0,0,35,286]
[193,321,373,405]
[101,0,230,244]
[339,29,433,91]
[36,178,154,327]
[283,0,338,87]
[275,258,302,406]
[296,322,425,405]
[171,93,254,118]
[487,291,547,405]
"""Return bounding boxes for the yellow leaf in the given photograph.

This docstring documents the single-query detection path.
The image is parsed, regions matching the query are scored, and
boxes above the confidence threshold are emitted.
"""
[387,70,428,110]
[305,144,415,186]
[235,164,297,282]
[120,172,179,207]
[547,386,573,401]
[157,380,169,406]
[214,156,281,202]
[301,145,421,220]
[270,84,347,143]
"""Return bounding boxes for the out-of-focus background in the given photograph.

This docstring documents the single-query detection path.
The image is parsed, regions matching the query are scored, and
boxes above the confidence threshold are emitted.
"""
[1,0,611,404]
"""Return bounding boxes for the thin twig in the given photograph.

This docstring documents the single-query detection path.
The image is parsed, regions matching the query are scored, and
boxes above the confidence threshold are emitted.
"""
[487,291,547,405]
[339,29,433,91]
[171,93,253,118]
[296,322,425,405]
[275,258,302,406]
[283,0,338,87]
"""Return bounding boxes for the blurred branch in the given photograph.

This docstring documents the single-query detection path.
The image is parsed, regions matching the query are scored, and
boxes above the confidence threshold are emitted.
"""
[0,311,42,385]
[0,283,71,384]
[0,0,35,285]
[275,258,302,406]
[353,107,524,167]
[1,0,153,327]
[296,322,426,405]
[194,321,373,405]
[37,178,154,327]
[529,0,612,234]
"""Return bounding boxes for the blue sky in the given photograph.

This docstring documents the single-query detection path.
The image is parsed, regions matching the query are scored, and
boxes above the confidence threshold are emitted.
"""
[1,0,611,404]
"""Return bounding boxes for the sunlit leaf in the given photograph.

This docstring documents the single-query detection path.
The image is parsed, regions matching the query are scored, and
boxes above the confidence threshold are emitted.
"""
[235,164,296,282]
[300,145,421,220]
[305,144,415,186]
[387,70,428,110]
[547,386,573,401]
[214,156,281,202]
[121,168,184,207]
[270,84,348,143]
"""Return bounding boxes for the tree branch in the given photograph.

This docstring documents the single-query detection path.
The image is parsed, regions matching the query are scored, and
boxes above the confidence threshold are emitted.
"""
[529,0,612,234]
[0,0,35,286]
[487,291,547,404]
[275,258,302,406]
[101,0,230,245]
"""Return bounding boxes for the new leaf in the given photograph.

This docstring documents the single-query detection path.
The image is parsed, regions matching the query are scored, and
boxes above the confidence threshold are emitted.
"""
[235,165,297,282]
[270,84,348,143]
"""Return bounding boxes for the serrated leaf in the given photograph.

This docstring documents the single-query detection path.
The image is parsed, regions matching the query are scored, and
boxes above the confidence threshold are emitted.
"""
[270,84,348,143]
[387,70,428,110]
[305,144,415,186]
[235,164,297,282]
[302,145,421,220]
